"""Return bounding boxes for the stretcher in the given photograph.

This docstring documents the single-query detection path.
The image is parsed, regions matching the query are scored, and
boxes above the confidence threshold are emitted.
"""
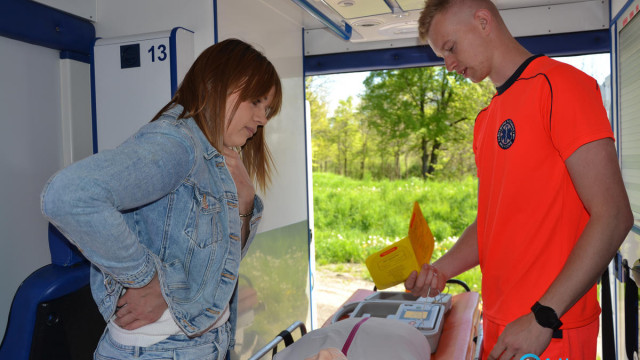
[251,287,482,360]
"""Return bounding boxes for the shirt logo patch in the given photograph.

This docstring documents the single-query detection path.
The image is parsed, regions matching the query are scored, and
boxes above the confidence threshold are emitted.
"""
[497,119,516,149]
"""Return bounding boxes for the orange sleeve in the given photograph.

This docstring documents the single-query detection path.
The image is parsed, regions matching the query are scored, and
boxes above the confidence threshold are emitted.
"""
[548,67,614,160]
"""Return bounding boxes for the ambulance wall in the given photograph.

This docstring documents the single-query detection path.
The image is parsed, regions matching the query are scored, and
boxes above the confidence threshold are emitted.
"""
[96,1,312,356]
[0,0,311,352]
[0,36,78,342]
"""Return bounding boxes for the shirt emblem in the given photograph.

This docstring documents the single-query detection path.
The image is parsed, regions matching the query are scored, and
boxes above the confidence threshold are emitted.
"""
[497,119,516,149]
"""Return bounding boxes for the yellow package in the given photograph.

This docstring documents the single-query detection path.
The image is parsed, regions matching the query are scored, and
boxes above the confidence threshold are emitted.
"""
[365,202,435,290]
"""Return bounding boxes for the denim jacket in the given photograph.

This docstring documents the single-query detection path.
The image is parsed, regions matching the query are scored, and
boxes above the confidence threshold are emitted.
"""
[41,105,262,346]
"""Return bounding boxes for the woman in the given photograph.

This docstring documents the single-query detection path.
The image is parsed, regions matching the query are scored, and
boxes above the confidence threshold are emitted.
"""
[41,38,282,359]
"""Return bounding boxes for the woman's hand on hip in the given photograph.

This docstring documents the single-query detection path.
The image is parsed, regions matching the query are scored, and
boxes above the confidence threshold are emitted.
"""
[114,273,168,330]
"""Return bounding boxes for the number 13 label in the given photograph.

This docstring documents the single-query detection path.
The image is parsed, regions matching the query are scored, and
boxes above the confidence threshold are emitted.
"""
[148,44,167,62]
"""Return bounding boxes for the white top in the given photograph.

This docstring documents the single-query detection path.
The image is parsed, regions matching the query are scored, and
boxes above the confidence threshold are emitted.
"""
[274,317,431,360]
[108,305,230,347]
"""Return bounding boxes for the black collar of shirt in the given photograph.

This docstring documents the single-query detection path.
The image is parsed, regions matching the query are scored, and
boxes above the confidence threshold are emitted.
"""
[496,54,544,95]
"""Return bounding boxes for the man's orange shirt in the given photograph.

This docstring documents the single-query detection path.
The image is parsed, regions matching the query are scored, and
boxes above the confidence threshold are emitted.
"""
[473,55,613,328]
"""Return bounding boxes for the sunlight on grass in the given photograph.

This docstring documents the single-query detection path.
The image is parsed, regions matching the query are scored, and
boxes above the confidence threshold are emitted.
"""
[313,172,481,293]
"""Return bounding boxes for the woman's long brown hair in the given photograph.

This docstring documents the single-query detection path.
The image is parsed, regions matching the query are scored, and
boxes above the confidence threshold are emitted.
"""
[152,38,282,192]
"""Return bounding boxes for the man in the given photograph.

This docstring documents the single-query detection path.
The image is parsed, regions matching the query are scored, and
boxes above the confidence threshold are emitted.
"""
[405,0,633,359]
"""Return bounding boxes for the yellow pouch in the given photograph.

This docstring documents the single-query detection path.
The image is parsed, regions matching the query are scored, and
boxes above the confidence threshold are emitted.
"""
[365,202,435,290]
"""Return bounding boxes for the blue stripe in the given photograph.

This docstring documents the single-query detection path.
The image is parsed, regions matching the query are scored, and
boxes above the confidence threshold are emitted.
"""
[170,28,179,95]
[305,30,610,75]
[90,38,100,154]
[214,0,219,44]
[0,0,94,55]
[169,27,195,96]
[59,50,91,64]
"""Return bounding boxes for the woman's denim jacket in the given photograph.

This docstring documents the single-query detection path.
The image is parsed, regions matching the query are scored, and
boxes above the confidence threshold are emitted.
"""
[41,105,262,347]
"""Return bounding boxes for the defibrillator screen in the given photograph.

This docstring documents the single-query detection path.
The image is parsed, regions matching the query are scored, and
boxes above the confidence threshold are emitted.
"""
[403,310,429,319]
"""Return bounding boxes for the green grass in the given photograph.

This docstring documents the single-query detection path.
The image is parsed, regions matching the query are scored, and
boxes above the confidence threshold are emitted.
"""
[312,172,481,292]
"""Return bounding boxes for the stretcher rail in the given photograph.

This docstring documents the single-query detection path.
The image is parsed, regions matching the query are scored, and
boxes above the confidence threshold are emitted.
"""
[248,321,307,360]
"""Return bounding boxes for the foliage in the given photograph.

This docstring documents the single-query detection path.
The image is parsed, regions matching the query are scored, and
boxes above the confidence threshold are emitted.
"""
[312,172,478,264]
[307,67,495,181]
[306,77,333,173]
[313,172,482,293]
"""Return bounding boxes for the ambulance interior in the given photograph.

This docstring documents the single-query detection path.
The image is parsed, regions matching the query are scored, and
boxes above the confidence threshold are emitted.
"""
[0,0,639,359]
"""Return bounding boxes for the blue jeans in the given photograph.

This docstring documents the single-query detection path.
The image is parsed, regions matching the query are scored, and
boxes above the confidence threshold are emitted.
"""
[94,322,231,360]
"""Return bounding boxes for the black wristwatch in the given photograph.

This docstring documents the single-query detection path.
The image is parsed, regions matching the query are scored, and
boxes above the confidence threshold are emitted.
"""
[531,302,563,330]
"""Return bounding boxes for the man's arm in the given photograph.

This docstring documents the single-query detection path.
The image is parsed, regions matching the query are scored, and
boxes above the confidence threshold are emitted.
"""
[489,138,633,359]
[540,138,632,316]
[405,218,480,297]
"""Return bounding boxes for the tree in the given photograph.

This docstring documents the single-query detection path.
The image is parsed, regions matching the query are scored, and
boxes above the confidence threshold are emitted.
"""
[306,77,333,172]
[361,67,494,179]
[330,97,359,176]
[361,71,414,179]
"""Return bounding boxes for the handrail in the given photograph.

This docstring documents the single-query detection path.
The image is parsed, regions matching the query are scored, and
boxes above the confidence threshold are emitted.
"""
[291,0,352,40]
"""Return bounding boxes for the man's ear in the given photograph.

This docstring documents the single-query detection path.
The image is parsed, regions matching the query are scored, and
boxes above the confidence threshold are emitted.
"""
[475,9,491,32]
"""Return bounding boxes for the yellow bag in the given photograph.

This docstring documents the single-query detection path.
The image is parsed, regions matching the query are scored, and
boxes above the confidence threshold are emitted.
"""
[365,202,435,290]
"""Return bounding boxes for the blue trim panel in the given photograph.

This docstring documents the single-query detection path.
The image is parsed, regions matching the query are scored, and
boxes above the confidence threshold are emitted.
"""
[518,30,610,56]
[0,0,94,56]
[90,38,100,154]
[305,45,440,76]
[170,28,179,95]
[60,50,91,64]
[304,30,610,75]
[169,27,194,95]
[214,0,219,44]
[292,0,352,40]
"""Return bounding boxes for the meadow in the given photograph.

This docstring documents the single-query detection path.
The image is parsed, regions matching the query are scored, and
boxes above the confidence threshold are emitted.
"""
[312,172,482,294]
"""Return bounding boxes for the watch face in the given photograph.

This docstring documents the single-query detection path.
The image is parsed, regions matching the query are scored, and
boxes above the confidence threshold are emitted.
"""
[532,302,562,329]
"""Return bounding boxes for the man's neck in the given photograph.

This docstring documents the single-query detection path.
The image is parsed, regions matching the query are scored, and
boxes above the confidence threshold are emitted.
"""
[490,41,532,87]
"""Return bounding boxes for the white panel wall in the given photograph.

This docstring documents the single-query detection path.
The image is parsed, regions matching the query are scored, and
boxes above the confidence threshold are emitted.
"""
[0,36,66,340]
[59,58,93,165]
[33,0,97,21]
[92,0,308,234]
[94,0,214,60]
[93,32,174,151]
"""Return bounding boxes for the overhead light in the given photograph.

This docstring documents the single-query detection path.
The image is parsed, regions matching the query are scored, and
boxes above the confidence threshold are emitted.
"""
[353,18,384,27]
[338,0,355,6]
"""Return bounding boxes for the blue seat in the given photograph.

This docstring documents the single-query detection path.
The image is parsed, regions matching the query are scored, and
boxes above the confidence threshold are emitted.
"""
[0,224,105,360]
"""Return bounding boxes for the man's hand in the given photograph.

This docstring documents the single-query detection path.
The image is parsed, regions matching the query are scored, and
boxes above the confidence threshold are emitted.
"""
[114,273,168,330]
[404,263,447,298]
[487,313,553,359]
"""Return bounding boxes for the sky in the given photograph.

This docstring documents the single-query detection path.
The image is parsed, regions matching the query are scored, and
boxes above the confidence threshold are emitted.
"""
[316,53,611,117]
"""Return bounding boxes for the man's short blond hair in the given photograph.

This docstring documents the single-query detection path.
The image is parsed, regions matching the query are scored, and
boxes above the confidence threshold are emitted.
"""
[418,0,499,42]
[418,0,455,42]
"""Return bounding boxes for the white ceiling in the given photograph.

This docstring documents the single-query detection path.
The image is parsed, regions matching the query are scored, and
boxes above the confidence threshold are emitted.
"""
[295,0,607,43]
